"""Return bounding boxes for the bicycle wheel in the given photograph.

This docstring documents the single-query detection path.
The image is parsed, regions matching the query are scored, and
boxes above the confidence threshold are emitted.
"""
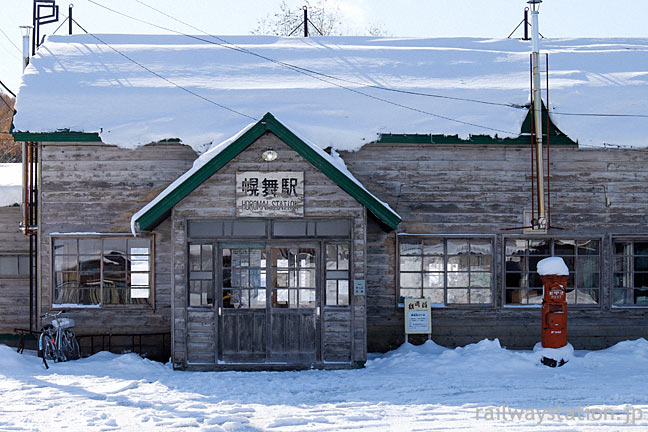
[61,330,80,361]
[39,332,56,369]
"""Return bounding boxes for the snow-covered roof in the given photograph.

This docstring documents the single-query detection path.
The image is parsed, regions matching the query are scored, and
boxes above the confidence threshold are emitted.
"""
[0,163,22,207]
[13,35,648,151]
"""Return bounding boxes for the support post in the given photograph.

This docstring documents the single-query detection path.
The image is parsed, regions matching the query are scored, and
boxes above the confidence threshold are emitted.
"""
[303,6,308,37]
[68,4,73,35]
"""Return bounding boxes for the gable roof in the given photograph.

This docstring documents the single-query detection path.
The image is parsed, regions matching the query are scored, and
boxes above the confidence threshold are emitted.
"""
[12,35,648,151]
[131,113,401,233]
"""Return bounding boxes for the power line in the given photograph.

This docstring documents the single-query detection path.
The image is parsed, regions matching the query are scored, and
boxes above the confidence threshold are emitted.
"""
[0,27,22,54]
[552,111,648,119]
[85,0,518,135]
[134,0,522,109]
[0,78,17,98]
[71,18,257,122]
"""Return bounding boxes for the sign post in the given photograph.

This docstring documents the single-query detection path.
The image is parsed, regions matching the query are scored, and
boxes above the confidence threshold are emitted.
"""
[404,298,432,342]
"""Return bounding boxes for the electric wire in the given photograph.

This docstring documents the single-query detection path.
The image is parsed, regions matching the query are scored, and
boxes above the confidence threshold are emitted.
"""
[552,111,648,119]
[0,79,16,98]
[0,27,22,55]
[133,0,522,109]
[71,18,257,122]
[84,0,518,134]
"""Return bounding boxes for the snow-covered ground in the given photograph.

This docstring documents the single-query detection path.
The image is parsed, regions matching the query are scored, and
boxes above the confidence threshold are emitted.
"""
[3,339,648,431]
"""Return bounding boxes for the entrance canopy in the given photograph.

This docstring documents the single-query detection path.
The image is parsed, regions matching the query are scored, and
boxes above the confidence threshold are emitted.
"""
[131,113,401,233]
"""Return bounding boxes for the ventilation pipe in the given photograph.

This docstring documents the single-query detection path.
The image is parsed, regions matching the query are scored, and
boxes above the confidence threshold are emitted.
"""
[529,0,546,230]
[20,26,32,71]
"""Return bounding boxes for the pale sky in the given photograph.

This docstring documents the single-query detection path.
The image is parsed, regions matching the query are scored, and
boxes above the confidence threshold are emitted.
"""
[1,0,646,93]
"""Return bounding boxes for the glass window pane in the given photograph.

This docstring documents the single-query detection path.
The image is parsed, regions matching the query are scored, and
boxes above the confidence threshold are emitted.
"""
[578,240,599,256]
[400,273,421,288]
[222,289,234,308]
[447,289,469,304]
[289,289,298,307]
[131,273,149,287]
[447,256,469,271]
[529,256,550,273]
[298,269,316,288]
[614,256,629,273]
[528,289,543,304]
[614,242,630,256]
[326,280,337,306]
[53,238,77,255]
[79,238,102,255]
[577,289,599,305]
[222,248,231,267]
[299,289,316,307]
[635,257,648,272]
[470,272,491,288]
[635,288,648,305]
[131,257,149,272]
[506,271,525,288]
[400,256,421,271]
[326,244,337,270]
[18,256,30,275]
[272,248,289,268]
[636,242,648,256]
[104,238,127,255]
[635,273,648,289]
[423,272,443,288]
[422,288,444,304]
[470,289,492,304]
[337,280,349,305]
[250,288,266,308]
[506,239,527,257]
[400,242,421,256]
[275,269,288,287]
[447,240,469,255]
[470,255,492,271]
[104,271,126,287]
[400,288,420,299]
[528,240,550,255]
[612,289,630,305]
[470,240,492,255]
[338,245,349,271]
[131,288,151,299]
[79,255,101,272]
[202,245,213,269]
[506,289,527,304]
[529,272,543,288]
[447,272,468,288]
[423,256,443,271]
[554,239,576,256]
[423,239,443,255]
[577,258,599,288]
[273,289,289,307]
[296,249,316,268]
[0,256,18,275]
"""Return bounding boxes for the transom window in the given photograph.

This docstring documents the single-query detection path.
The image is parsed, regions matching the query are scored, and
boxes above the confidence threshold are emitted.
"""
[0,254,29,278]
[398,237,493,306]
[52,237,152,306]
[613,239,648,306]
[505,238,600,306]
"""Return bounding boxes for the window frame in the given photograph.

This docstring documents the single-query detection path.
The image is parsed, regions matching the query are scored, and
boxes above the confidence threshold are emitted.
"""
[50,234,155,309]
[324,242,351,308]
[610,235,648,309]
[502,235,603,309]
[0,253,30,279]
[396,234,496,308]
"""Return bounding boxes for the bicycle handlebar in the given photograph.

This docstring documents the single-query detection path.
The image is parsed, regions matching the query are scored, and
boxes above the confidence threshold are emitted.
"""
[41,310,66,319]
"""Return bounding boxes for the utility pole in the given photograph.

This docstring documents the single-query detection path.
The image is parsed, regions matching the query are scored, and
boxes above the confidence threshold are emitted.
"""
[529,0,546,230]
[303,6,308,37]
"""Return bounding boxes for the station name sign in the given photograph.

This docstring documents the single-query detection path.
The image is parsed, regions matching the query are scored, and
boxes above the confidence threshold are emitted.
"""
[236,171,304,217]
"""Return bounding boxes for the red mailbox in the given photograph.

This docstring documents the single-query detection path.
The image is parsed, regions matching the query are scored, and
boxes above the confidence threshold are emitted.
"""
[540,273,568,348]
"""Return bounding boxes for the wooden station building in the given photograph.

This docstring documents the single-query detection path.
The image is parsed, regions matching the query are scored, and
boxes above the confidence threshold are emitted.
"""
[3,35,648,370]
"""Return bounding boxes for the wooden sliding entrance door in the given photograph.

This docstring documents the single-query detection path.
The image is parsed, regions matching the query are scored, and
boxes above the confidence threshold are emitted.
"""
[219,243,320,364]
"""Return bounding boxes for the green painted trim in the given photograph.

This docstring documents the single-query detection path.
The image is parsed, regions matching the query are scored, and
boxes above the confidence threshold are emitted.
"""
[136,112,401,231]
[12,131,101,142]
[379,105,577,147]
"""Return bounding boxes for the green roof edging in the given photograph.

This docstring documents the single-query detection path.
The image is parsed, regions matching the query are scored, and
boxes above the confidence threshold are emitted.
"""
[12,131,101,142]
[378,104,577,147]
[135,113,401,232]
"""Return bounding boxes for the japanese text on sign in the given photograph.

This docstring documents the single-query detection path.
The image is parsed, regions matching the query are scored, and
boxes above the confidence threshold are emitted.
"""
[236,171,304,217]
[405,298,432,334]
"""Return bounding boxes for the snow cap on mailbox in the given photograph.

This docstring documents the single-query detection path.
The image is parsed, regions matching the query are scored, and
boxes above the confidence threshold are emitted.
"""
[536,257,569,276]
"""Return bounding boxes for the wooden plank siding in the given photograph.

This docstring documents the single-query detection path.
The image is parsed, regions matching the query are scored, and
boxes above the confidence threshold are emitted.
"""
[172,132,366,369]
[37,142,196,358]
[341,143,648,352]
[0,207,30,333]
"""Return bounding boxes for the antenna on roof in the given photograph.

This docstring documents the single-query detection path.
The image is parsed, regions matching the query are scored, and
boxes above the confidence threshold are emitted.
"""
[32,0,60,55]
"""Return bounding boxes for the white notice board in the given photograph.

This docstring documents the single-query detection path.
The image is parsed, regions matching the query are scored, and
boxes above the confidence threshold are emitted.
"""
[405,298,431,334]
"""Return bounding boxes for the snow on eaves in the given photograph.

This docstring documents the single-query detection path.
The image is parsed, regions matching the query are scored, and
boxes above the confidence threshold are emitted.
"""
[0,164,22,207]
[130,119,400,235]
[12,35,648,151]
